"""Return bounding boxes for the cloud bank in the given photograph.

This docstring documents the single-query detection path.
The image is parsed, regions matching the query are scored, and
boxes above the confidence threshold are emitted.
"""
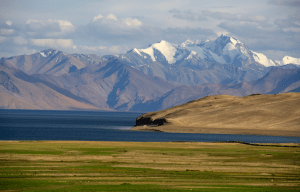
[268,0,300,7]
[0,0,299,60]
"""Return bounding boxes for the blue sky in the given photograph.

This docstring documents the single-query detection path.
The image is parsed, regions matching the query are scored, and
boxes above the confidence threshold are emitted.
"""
[0,0,299,60]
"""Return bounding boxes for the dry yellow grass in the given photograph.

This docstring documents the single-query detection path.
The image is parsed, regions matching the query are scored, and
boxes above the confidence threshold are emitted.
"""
[1,141,299,191]
[133,93,300,136]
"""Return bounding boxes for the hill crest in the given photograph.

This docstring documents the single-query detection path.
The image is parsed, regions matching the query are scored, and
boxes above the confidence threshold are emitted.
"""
[133,93,300,136]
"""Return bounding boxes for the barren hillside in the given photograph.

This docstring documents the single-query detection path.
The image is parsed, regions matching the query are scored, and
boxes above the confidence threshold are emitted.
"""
[132,93,300,136]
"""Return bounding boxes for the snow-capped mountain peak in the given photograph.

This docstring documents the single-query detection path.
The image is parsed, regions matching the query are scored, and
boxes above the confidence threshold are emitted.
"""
[39,49,60,57]
[275,56,300,66]
[149,40,177,64]
[252,51,276,67]
[132,48,142,56]
[181,35,244,64]
[181,35,279,67]
[282,56,300,65]
[113,35,299,68]
[138,46,156,62]
[215,34,231,46]
[122,40,189,65]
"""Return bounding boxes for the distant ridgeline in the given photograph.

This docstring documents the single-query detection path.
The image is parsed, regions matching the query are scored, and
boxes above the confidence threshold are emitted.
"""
[1,35,300,111]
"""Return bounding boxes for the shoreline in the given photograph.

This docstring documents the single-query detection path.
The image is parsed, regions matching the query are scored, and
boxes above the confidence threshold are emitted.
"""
[1,140,299,146]
[0,140,299,146]
[131,125,300,137]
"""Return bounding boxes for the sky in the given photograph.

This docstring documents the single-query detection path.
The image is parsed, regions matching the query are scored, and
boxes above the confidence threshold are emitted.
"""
[0,0,299,61]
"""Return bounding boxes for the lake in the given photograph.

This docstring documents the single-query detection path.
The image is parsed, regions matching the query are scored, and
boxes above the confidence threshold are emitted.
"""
[0,109,299,143]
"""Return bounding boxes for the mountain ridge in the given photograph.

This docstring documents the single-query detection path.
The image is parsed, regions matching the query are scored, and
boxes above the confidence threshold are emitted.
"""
[130,67,300,111]
[0,63,102,110]
[1,34,300,111]
[112,34,298,68]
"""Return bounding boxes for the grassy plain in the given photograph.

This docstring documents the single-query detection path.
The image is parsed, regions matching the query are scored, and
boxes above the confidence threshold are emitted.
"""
[0,141,299,191]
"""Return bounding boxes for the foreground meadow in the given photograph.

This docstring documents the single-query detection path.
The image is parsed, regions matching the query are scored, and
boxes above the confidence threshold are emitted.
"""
[0,141,299,191]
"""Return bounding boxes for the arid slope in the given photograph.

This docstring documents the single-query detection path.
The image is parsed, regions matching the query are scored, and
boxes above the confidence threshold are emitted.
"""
[0,64,102,110]
[132,93,300,136]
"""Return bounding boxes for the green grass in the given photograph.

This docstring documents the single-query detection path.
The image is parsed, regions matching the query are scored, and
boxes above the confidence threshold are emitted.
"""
[0,141,299,191]
[0,149,64,155]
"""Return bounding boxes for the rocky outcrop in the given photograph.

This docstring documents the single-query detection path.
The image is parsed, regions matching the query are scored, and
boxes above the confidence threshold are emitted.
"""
[136,116,168,126]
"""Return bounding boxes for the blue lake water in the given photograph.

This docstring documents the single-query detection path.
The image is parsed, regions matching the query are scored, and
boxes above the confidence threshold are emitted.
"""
[0,109,299,143]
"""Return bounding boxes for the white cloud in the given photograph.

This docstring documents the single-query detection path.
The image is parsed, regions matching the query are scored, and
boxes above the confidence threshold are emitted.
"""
[251,15,267,22]
[123,18,142,27]
[108,46,126,53]
[93,14,104,22]
[268,0,300,7]
[0,36,9,43]
[73,45,130,55]
[107,14,117,20]
[79,45,107,51]
[0,29,14,36]
[13,36,28,45]
[0,1,299,61]
[56,20,75,32]
[275,14,300,30]
[30,39,74,48]
[26,19,74,33]
[168,9,267,24]
[168,9,208,21]
[283,27,300,33]
[202,10,267,23]
[218,21,300,52]
[77,14,149,46]
[5,21,12,26]
[216,31,229,37]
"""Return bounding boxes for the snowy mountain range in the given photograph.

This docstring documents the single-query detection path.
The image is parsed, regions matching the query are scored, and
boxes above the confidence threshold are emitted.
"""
[111,34,300,68]
[1,34,300,111]
[182,35,277,67]
[102,35,299,85]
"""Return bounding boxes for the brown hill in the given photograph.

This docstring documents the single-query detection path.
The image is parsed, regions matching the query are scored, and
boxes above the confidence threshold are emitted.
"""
[132,93,300,136]
[0,64,103,110]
